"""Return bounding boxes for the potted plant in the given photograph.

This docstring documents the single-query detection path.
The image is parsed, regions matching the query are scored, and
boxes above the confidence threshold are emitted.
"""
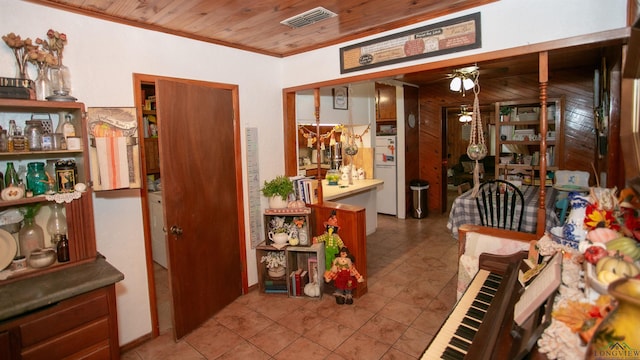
[260,251,286,278]
[261,175,294,209]
[500,106,512,122]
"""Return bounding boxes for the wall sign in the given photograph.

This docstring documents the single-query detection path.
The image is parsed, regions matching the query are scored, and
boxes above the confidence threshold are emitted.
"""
[340,12,481,74]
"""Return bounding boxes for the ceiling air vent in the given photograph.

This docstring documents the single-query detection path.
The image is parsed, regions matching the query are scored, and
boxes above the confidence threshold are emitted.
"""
[280,7,337,29]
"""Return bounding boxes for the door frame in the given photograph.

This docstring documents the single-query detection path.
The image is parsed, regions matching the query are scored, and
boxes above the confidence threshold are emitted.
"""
[132,73,248,338]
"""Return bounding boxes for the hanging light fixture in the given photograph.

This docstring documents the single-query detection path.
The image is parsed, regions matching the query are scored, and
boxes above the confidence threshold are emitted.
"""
[448,65,479,96]
[458,105,472,123]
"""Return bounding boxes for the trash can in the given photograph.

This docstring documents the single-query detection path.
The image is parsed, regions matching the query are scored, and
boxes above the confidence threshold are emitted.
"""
[410,179,429,219]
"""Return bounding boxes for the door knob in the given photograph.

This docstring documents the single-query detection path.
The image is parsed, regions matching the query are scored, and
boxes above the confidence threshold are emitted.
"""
[170,225,183,236]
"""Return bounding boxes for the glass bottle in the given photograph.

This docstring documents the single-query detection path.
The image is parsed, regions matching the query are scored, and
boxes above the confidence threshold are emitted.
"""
[18,215,44,259]
[0,130,8,152]
[24,120,43,151]
[4,162,20,188]
[26,162,48,195]
[62,114,76,139]
[34,64,51,101]
[7,120,16,152]
[46,203,67,243]
[56,234,70,263]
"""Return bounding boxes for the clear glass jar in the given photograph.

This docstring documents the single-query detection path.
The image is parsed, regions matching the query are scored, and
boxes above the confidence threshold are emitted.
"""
[24,120,43,151]
[27,162,48,195]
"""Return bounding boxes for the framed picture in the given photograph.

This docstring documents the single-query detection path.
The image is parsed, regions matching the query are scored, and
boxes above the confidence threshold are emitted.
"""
[332,86,348,110]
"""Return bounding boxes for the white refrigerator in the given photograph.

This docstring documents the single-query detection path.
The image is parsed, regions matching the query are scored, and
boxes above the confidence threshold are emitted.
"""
[375,136,397,215]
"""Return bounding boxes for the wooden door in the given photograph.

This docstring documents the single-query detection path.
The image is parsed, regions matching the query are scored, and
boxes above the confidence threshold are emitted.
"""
[156,79,243,339]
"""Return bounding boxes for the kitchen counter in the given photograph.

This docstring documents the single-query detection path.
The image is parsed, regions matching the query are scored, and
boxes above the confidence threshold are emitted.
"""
[322,179,383,201]
[0,255,124,321]
[321,179,384,235]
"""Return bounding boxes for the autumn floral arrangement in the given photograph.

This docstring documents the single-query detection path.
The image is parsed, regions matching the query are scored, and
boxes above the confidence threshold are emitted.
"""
[1,33,37,79]
[2,29,67,79]
[533,186,640,357]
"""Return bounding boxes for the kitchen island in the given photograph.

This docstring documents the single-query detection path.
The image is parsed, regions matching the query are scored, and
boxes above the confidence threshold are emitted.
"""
[321,179,383,235]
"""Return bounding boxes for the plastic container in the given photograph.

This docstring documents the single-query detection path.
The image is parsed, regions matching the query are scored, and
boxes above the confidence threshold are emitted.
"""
[410,179,429,219]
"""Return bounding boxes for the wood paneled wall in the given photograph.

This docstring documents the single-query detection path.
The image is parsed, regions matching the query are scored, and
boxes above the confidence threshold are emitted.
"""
[419,66,605,214]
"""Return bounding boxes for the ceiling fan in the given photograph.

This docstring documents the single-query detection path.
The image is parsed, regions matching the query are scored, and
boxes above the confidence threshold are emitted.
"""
[458,105,473,122]
[448,65,479,96]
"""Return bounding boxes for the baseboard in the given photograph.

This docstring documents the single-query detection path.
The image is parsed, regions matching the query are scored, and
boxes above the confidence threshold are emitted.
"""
[120,332,154,355]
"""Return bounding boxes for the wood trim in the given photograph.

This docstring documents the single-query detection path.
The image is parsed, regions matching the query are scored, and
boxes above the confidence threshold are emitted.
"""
[458,224,540,260]
[132,74,160,338]
[283,29,629,94]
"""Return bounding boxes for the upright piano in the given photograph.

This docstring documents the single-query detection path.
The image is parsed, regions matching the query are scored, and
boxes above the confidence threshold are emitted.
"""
[421,251,554,360]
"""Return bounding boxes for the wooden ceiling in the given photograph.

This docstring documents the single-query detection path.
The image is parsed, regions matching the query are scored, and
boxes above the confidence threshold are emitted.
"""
[28,0,497,57]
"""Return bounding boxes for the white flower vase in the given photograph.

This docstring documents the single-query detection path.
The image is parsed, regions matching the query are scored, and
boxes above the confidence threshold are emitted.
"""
[268,196,288,209]
[562,193,590,244]
[268,266,285,279]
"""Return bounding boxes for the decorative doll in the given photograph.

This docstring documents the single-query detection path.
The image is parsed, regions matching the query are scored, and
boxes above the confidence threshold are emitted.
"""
[324,246,364,305]
[313,210,344,271]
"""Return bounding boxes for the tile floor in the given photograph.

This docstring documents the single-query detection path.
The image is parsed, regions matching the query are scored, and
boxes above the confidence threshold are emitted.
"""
[122,202,459,360]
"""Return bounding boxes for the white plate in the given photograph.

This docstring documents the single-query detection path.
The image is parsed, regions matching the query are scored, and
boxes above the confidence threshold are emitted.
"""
[0,229,17,271]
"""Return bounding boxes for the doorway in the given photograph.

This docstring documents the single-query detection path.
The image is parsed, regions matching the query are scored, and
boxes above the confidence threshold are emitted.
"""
[133,74,248,340]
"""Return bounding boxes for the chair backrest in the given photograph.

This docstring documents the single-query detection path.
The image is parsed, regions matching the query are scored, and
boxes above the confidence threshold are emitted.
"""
[475,180,525,231]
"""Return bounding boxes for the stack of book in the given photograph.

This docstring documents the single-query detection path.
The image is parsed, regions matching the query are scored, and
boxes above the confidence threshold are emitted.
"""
[289,176,318,204]
[0,77,33,99]
[264,278,288,294]
[289,268,309,296]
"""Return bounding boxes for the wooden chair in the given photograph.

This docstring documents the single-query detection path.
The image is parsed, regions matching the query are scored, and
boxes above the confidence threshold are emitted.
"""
[475,180,525,231]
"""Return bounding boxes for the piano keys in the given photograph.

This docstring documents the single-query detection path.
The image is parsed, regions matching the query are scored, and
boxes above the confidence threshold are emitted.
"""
[421,252,525,360]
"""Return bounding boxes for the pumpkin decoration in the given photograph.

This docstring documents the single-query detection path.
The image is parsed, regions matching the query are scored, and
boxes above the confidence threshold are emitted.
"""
[1,185,24,201]
[288,200,306,209]
[586,227,620,244]
[595,252,640,285]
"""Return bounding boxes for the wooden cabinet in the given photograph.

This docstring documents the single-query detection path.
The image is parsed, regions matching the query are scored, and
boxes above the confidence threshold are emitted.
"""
[375,82,397,122]
[144,137,160,174]
[494,97,564,185]
[0,100,121,359]
[141,83,160,176]
[0,285,120,360]
[0,99,96,280]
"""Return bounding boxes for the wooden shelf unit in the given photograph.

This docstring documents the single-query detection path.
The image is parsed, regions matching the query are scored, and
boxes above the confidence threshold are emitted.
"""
[494,97,564,185]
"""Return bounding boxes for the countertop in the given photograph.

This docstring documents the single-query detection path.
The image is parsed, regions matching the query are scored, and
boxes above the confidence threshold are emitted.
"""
[0,255,124,321]
[322,179,384,201]
[299,164,330,170]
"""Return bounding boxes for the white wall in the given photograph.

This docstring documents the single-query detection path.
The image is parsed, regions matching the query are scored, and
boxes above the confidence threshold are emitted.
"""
[1,0,282,345]
[0,0,629,347]
[281,0,628,87]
